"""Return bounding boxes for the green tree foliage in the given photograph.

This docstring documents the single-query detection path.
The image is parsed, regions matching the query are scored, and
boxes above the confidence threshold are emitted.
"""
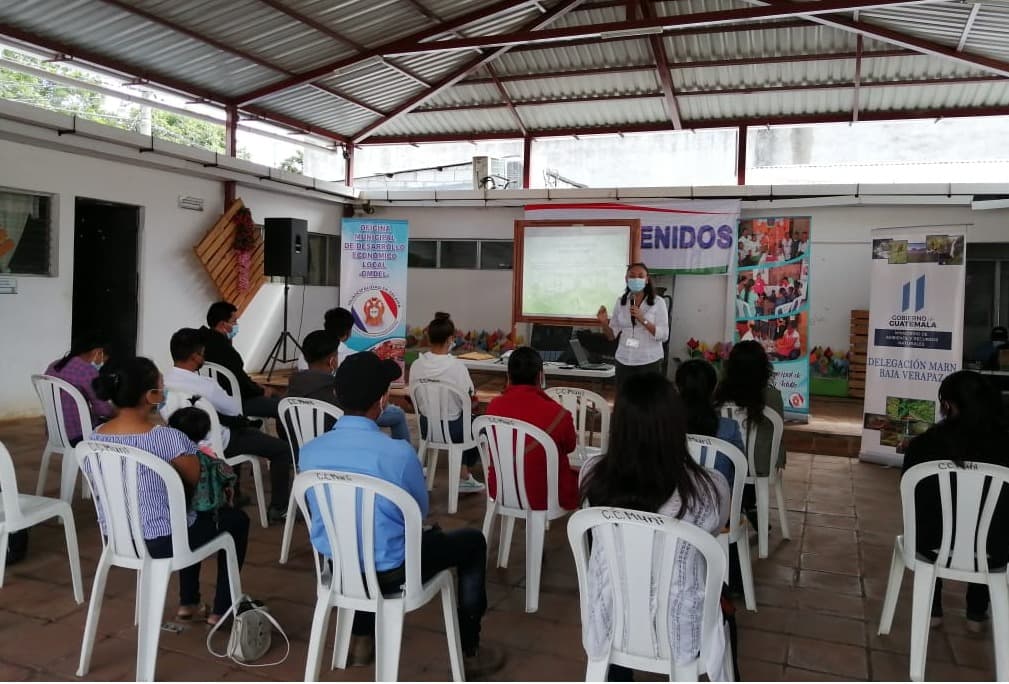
[280,149,304,174]
[0,49,226,152]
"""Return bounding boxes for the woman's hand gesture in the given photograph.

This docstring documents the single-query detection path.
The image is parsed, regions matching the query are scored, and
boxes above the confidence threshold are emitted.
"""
[596,305,609,326]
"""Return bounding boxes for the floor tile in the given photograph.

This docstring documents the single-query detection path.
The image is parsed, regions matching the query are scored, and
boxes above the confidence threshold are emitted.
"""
[787,636,869,679]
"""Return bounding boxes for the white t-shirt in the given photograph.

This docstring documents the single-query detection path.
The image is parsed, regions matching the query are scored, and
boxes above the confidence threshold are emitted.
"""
[408,351,474,421]
[162,366,241,448]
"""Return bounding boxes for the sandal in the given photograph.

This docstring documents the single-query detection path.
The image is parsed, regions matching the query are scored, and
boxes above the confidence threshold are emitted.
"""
[176,603,208,622]
[206,613,223,626]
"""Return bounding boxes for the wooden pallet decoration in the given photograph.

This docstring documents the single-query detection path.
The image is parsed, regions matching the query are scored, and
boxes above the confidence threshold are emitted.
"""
[849,309,869,399]
[194,198,265,315]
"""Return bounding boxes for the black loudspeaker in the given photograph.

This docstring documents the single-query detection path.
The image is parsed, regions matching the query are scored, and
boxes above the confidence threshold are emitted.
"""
[263,217,308,277]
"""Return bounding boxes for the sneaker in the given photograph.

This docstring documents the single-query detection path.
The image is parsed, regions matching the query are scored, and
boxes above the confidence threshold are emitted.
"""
[458,475,486,494]
[348,634,375,667]
[464,644,505,678]
[267,506,288,525]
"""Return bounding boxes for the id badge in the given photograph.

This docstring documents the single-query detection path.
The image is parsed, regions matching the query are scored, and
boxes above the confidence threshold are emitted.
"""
[625,337,640,348]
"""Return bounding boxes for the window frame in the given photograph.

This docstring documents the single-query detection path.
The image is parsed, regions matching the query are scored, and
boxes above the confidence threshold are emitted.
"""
[0,186,57,277]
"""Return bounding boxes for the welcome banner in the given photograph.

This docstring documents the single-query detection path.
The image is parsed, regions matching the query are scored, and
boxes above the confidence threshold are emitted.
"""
[340,218,409,382]
[732,217,813,420]
[524,200,740,273]
[859,226,967,467]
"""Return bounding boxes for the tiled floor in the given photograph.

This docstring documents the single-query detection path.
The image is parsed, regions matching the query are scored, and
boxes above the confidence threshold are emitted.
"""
[0,416,998,682]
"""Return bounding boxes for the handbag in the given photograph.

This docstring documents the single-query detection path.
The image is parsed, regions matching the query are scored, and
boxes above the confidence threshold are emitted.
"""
[207,595,290,667]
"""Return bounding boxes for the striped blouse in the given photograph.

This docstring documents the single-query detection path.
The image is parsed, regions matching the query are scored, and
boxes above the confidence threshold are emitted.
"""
[89,426,197,539]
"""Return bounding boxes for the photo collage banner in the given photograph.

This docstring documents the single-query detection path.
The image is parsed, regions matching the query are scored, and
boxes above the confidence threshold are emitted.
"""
[733,217,812,419]
[340,218,409,384]
[859,226,966,467]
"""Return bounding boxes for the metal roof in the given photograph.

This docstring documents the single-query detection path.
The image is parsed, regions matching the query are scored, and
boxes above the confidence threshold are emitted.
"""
[3,0,1009,145]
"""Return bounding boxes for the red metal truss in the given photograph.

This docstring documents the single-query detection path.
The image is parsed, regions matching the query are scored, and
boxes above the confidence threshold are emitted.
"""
[852,35,864,122]
[96,0,384,120]
[460,49,914,86]
[350,0,585,144]
[638,0,683,129]
[255,0,366,52]
[753,0,1009,79]
[485,64,529,136]
[234,0,540,105]
[359,105,1009,144]
[369,0,949,56]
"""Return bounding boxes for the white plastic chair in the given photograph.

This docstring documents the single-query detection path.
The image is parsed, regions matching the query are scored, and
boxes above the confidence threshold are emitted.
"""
[567,507,731,682]
[0,439,83,602]
[878,460,1009,682]
[546,387,610,467]
[720,404,789,558]
[473,414,572,613]
[277,397,343,564]
[410,378,477,514]
[197,361,242,401]
[162,389,268,528]
[31,374,92,502]
[74,440,243,682]
[686,434,755,612]
[293,470,464,682]
[734,300,755,318]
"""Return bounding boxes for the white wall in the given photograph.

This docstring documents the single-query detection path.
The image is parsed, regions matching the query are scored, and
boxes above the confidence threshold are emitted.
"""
[0,137,343,418]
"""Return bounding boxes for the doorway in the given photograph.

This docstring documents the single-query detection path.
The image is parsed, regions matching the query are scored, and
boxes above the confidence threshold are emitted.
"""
[72,198,141,359]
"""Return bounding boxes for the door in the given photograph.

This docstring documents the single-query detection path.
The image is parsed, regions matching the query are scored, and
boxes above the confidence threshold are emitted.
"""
[72,198,140,359]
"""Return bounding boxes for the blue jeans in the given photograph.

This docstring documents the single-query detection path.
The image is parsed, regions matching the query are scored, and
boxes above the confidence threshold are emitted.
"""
[418,415,479,467]
[376,404,410,441]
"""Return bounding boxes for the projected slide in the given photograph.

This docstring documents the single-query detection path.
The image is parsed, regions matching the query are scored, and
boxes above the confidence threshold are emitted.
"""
[521,225,632,319]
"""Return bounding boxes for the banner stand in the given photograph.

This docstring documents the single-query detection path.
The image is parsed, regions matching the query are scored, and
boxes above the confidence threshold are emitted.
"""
[859,226,967,467]
[340,218,410,384]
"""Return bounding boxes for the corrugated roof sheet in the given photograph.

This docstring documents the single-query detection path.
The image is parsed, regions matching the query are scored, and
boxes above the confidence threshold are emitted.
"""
[3,0,1009,142]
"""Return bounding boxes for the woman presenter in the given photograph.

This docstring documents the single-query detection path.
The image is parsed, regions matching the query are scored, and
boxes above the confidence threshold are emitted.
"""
[596,262,669,389]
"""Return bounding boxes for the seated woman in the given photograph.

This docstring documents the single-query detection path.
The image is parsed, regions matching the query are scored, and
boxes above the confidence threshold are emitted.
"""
[902,370,1009,633]
[715,341,786,522]
[44,331,116,444]
[773,320,801,360]
[408,312,484,493]
[675,359,745,484]
[89,357,249,625]
[580,373,730,680]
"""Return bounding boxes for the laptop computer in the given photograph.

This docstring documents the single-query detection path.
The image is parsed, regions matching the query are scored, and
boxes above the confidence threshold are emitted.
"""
[569,338,611,371]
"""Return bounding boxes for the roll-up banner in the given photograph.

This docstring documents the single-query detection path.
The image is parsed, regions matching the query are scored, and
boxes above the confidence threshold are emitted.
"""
[340,218,409,384]
[859,227,967,467]
[732,217,812,421]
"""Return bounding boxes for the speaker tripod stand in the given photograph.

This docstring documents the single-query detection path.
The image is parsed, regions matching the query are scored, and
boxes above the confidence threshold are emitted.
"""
[260,276,302,380]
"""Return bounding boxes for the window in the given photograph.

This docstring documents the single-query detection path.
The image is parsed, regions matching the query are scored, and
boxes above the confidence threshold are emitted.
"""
[480,241,514,270]
[268,232,339,286]
[408,240,438,268]
[0,188,53,276]
[440,241,478,269]
[407,239,513,270]
[964,243,1009,365]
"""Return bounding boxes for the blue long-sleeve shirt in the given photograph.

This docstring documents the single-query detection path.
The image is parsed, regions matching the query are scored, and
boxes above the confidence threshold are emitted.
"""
[299,415,428,571]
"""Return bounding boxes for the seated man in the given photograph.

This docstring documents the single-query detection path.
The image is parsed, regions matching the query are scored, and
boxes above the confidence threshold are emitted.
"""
[296,306,354,371]
[287,330,410,440]
[167,328,293,524]
[299,353,503,677]
[484,347,580,511]
[200,301,281,420]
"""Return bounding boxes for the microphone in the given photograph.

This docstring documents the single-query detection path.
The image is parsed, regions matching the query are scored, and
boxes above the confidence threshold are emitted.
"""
[628,294,637,327]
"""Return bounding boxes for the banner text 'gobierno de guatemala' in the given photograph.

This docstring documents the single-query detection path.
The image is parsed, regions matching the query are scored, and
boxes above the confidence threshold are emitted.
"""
[859,226,966,467]
[340,218,409,383]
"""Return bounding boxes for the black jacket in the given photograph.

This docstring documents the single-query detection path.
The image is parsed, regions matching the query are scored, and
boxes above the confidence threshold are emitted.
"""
[286,369,341,433]
[200,326,263,400]
[902,425,1009,567]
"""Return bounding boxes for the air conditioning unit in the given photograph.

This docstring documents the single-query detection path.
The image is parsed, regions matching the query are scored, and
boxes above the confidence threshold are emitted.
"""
[473,156,523,190]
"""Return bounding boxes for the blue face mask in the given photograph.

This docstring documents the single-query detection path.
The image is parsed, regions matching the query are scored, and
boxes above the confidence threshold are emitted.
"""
[627,277,647,293]
[227,322,239,340]
[91,361,103,371]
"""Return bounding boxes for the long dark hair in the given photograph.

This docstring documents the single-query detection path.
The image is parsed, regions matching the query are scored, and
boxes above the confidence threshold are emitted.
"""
[581,372,715,517]
[933,370,1007,466]
[715,340,772,425]
[675,359,720,438]
[53,330,107,372]
[92,357,160,408]
[619,262,656,307]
